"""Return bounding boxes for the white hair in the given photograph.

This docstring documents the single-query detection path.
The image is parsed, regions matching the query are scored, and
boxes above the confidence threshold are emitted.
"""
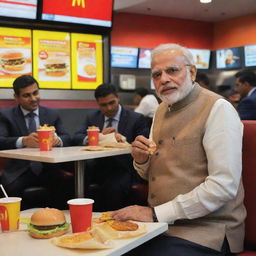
[151,43,195,67]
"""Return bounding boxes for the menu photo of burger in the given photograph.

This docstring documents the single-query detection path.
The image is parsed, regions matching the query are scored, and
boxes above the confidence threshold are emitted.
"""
[0,49,31,74]
[39,56,70,81]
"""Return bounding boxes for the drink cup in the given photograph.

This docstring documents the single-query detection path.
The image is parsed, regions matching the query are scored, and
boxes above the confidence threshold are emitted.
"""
[0,197,22,232]
[87,128,99,146]
[37,129,54,151]
[67,198,94,233]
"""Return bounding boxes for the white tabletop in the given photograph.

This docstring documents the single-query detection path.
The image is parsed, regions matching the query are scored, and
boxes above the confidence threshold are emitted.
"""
[0,146,131,163]
[0,209,168,256]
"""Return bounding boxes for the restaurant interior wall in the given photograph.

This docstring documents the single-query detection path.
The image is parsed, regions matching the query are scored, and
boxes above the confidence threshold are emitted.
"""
[110,12,256,101]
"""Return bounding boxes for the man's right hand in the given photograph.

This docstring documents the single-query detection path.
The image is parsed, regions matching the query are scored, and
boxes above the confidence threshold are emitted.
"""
[22,132,39,148]
[131,135,152,164]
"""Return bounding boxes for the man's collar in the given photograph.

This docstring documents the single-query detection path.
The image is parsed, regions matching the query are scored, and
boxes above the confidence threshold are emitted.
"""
[20,106,39,117]
[247,87,256,97]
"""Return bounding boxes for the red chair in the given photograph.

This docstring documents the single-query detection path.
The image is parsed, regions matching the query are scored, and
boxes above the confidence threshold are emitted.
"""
[237,120,256,255]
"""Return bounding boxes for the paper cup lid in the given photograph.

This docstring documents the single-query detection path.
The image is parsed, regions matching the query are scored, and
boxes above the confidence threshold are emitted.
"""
[0,197,22,203]
[67,198,94,205]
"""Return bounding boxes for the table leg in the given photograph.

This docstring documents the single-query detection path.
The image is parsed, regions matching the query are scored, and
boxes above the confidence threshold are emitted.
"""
[75,160,85,198]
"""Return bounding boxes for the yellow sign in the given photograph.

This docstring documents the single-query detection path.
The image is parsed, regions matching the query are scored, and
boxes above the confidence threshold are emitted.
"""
[33,30,71,89]
[71,33,103,90]
[0,27,32,88]
[72,0,86,8]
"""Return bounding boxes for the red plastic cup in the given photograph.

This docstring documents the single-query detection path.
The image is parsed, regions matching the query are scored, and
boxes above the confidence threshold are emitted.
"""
[87,128,99,146]
[37,129,54,151]
[67,198,94,233]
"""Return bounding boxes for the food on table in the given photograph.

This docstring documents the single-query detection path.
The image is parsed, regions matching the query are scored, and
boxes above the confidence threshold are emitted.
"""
[81,146,111,151]
[52,227,114,249]
[28,208,69,239]
[148,140,157,155]
[44,58,68,77]
[107,220,138,231]
[93,212,147,239]
[0,51,26,72]
[87,126,99,130]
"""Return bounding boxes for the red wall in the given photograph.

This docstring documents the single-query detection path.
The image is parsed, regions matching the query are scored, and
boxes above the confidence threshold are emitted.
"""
[213,14,256,49]
[111,12,214,49]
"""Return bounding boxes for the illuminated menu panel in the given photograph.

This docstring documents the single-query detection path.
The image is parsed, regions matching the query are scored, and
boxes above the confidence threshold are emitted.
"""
[0,0,37,19]
[111,46,138,68]
[42,0,113,27]
[71,33,103,90]
[138,48,152,69]
[33,30,71,89]
[244,44,256,67]
[216,47,242,69]
[0,27,32,88]
[189,49,211,69]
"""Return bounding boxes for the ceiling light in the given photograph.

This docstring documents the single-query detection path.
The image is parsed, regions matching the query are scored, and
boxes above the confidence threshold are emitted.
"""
[200,0,212,3]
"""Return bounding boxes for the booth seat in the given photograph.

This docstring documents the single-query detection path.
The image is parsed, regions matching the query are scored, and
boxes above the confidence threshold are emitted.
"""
[131,120,256,255]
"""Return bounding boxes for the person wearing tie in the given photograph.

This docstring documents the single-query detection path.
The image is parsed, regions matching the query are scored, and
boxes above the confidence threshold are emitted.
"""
[73,83,149,211]
[0,75,71,209]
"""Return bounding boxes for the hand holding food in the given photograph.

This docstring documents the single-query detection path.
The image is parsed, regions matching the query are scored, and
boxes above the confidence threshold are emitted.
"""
[28,208,69,239]
[22,132,39,148]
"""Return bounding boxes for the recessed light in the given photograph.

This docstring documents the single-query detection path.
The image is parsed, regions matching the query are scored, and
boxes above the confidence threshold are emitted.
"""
[200,0,212,3]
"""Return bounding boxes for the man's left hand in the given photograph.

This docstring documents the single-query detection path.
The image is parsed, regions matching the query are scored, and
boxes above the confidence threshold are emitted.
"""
[111,205,154,222]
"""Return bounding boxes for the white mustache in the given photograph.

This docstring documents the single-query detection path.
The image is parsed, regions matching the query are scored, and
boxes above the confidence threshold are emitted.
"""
[159,83,178,94]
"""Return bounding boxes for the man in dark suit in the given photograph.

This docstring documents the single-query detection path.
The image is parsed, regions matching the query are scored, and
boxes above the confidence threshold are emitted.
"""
[235,70,256,120]
[0,75,72,209]
[73,83,149,211]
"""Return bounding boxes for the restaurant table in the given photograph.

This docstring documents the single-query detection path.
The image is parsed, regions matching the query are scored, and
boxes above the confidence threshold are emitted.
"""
[0,146,131,197]
[0,208,168,256]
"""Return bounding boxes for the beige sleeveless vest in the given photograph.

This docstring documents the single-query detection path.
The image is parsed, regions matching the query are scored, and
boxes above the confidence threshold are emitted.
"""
[148,83,246,252]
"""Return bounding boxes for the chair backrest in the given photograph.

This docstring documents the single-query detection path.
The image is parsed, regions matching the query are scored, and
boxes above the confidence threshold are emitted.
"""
[241,120,256,247]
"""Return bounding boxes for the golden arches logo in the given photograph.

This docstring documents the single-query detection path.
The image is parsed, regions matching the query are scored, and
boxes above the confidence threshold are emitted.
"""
[72,0,86,8]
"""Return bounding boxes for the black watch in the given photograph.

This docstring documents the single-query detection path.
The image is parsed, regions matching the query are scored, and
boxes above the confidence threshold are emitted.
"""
[151,207,158,222]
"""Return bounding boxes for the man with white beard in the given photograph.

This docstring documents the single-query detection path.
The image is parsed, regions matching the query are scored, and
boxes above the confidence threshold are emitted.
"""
[111,44,246,256]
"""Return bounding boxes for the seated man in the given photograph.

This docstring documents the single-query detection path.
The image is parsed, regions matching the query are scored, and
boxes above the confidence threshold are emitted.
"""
[0,75,72,209]
[73,83,149,211]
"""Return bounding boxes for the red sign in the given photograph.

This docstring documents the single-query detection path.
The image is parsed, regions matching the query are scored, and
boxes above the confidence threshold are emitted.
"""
[42,0,112,22]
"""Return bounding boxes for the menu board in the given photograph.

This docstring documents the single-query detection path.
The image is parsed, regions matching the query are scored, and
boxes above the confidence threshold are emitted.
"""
[189,49,211,69]
[0,0,38,19]
[0,27,32,88]
[111,47,138,68]
[244,44,256,67]
[42,0,113,28]
[216,47,242,69]
[138,48,152,69]
[71,33,103,89]
[33,30,71,89]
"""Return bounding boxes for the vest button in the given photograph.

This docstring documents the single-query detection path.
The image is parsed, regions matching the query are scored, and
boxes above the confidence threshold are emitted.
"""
[150,193,155,199]
[158,139,163,145]
[155,152,159,156]
[152,176,156,181]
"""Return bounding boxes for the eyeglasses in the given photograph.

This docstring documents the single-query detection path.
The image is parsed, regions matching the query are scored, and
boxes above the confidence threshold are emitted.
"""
[151,64,191,80]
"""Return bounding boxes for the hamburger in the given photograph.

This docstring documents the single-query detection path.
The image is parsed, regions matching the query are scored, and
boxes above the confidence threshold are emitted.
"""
[28,208,69,239]
[0,51,26,72]
[44,58,68,77]
[148,141,157,155]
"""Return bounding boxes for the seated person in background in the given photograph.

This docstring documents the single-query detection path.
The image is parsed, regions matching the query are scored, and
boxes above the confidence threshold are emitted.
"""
[134,87,159,127]
[195,72,210,90]
[0,75,72,209]
[111,43,246,256]
[73,83,149,211]
[235,69,256,120]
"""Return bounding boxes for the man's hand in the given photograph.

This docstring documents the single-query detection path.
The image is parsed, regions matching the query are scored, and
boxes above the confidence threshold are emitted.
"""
[22,132,39,148]
[111,205,154,222]
[131,135,152,164]
[52,134,61,147]
[102,127,116,134]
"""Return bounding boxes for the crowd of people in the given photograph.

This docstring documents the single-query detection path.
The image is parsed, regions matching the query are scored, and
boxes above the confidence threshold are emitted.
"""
[1,42,255,255]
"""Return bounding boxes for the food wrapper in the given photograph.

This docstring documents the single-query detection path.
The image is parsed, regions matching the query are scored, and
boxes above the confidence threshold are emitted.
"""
[95,221,147,239]
[51,227,114,249]
[99,133,130,149]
